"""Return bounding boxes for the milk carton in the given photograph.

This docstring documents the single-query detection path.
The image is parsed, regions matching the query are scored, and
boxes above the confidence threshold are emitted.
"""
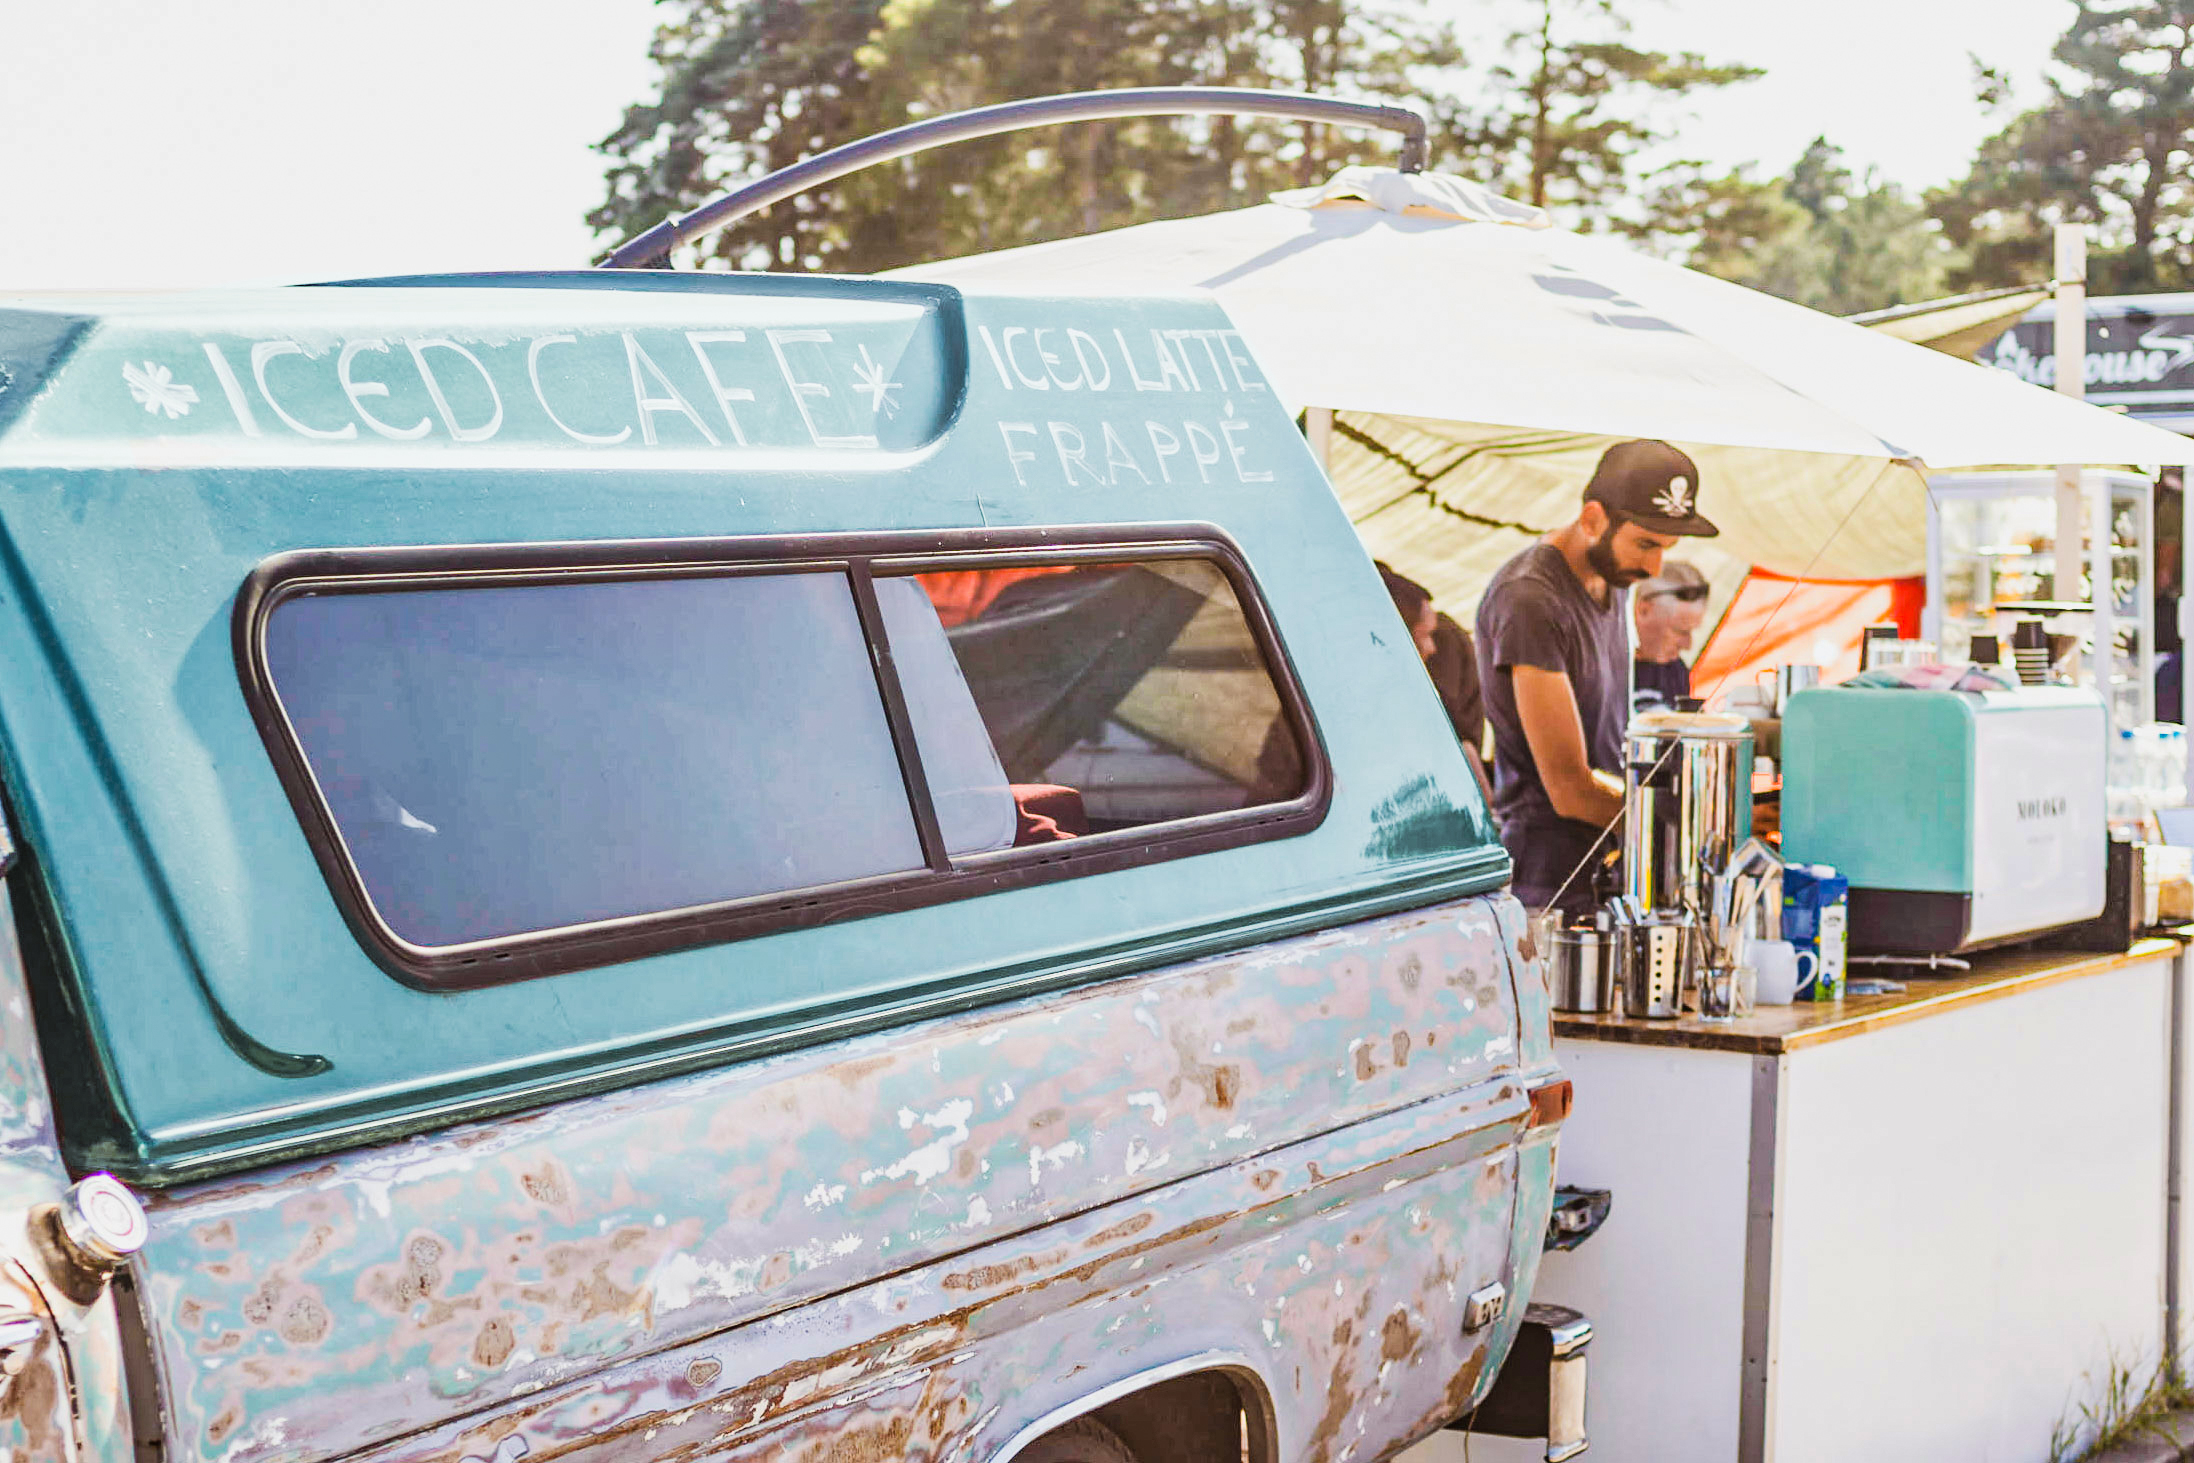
[1782,864,1848,1002]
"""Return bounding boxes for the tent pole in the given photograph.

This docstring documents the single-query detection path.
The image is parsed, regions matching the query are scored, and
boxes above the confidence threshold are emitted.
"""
[1305,407,1334,469]
[2053,224,2088,643]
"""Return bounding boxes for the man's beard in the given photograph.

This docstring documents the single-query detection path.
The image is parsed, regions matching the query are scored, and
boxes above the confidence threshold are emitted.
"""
[1587,525,1650,586]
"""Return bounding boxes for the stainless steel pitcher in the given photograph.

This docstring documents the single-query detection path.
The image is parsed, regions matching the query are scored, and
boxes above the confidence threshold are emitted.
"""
[1549,926,1618,1014]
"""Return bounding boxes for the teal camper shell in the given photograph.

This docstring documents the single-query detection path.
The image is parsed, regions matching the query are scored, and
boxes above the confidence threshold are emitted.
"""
[0,273,1568,1463]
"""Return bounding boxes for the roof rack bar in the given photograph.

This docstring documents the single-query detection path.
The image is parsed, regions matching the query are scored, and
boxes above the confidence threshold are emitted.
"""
[600,86,1428,270]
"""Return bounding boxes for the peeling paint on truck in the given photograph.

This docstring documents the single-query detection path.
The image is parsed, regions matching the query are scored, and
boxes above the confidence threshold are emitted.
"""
[137,898,1537,1463]
[0,273,1561,1463]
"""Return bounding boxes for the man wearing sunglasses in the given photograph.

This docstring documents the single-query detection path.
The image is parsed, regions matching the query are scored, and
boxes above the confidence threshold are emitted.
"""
[1632,560,1711,716]
[1475,439,1720,916]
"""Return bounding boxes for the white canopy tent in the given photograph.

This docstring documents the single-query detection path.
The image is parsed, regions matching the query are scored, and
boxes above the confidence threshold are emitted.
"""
[900,169,2194,614]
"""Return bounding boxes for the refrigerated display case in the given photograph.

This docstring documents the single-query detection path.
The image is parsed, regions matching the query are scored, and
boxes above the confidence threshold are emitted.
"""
[1923,469,2156,734]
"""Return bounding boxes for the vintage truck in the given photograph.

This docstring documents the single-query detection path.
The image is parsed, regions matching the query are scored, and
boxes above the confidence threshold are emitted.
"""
[0,248,1574,1462]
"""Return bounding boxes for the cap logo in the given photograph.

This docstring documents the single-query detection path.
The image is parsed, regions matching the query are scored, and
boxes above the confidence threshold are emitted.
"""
[1653,475,1694,519]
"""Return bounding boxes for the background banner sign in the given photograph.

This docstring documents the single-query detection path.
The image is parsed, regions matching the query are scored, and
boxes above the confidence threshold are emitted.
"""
[1981,295,2194,422]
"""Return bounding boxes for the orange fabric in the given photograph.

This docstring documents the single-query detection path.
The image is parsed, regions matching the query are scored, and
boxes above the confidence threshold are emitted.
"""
[1690,572,1926,705]
[1885,577,1925,639]
[1010,783,1088,844]
[916,567,1077,627]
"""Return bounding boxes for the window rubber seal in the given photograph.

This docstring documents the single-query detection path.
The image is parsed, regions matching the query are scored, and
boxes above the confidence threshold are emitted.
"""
[231,522,1334,991]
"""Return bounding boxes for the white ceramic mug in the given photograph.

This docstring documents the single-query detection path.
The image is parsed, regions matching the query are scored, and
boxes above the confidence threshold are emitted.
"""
[1753,939,1800,1004]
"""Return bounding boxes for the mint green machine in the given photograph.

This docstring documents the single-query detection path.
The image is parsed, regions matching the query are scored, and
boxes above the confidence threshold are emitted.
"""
[1780,685,2106,953]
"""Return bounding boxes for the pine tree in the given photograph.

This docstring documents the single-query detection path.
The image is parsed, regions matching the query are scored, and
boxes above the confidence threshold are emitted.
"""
[1436,0,1758,221]
[1931,1,2194,292]
[589,0,1751,271]
[590,0,897,271]
[1654,141,1956,315]
[593,0,1428,272]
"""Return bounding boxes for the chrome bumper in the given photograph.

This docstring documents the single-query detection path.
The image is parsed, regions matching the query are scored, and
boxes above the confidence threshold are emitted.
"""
[1450,1302,1593,1460]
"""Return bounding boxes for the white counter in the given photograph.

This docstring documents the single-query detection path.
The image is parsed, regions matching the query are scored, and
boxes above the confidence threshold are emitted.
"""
[1405,939,2179,1463]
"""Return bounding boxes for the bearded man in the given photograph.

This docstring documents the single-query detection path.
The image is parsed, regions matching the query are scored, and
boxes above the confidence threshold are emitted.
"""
[1473,440,1720,916]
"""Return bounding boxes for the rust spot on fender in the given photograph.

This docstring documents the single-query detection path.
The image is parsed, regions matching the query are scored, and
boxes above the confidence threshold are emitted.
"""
[240,1277,282,1327]
[1168,1032,1241,1112]
[154,1162,340,1210]
[827,1055,896,1089]
[807,1414,911,1463]
[194,1330,243,1357]
[1380,1305,1421,1362]
[1057,1211,1232,1288]
[205,1402,243,1446]
[1391,1031,1412,1068]
[1409,1343,1490,1440]
[1082,1212,1155,1248]
[1353,1044,1379,1082]
[1306,1346,1358,1463]
[519,1162,572,1208]
[942,1247,1069,1292]
[287,1223,335,1268]
[277,1293,330,1346]
[0,1343,63,1462]
[363,1233,446,1312]
[439,1309,976,1463]
[472,1316,516,1369]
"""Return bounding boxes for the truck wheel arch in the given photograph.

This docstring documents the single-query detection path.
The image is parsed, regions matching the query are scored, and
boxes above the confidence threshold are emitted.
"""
[995,1360,1277,1463]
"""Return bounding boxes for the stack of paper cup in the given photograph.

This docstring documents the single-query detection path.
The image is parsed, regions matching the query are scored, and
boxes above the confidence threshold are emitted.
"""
[2011,620,2051,685]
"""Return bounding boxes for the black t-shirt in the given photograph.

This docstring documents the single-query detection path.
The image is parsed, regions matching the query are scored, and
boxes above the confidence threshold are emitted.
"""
[1473,543,1630,902]
[1632,655,1691,716]
[1428,613,1485,752]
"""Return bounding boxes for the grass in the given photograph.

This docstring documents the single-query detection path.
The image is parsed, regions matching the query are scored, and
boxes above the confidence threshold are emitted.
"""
[2051,1351,2194,1462]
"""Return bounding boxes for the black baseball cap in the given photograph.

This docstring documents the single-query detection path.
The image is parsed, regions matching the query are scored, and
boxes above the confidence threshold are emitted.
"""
[1583,439,1718,538]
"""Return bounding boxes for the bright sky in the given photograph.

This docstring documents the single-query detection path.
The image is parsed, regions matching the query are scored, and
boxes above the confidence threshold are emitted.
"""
[0,0,2080,291]
[1618,0,2079,190]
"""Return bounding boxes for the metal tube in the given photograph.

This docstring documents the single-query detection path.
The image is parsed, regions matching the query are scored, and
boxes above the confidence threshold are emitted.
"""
[601,87,1430,270]
[1303,407,1334,469]
[2054,224,2088,616]
[2169,943,2185,1383]
[2136,475,2156,726]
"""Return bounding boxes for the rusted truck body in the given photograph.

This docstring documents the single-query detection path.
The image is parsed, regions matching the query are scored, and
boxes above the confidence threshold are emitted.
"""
[0,273,1566,1462]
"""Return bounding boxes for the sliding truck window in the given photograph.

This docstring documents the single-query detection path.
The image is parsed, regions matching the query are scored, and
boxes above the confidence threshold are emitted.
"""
[236,530,1326,989]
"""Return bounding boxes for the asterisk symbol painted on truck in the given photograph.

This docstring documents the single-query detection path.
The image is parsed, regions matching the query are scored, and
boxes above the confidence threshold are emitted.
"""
[851,345,901,418]
[122,361,198,420]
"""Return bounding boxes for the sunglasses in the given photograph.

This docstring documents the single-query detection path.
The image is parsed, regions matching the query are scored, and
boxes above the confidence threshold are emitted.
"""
[1646,584,1710,603]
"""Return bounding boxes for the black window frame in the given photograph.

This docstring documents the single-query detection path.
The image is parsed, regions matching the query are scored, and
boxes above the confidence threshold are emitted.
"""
[233,524,1331,991]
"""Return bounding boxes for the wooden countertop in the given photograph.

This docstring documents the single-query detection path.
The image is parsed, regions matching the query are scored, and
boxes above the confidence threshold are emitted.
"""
[1551,936,2184,1055]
